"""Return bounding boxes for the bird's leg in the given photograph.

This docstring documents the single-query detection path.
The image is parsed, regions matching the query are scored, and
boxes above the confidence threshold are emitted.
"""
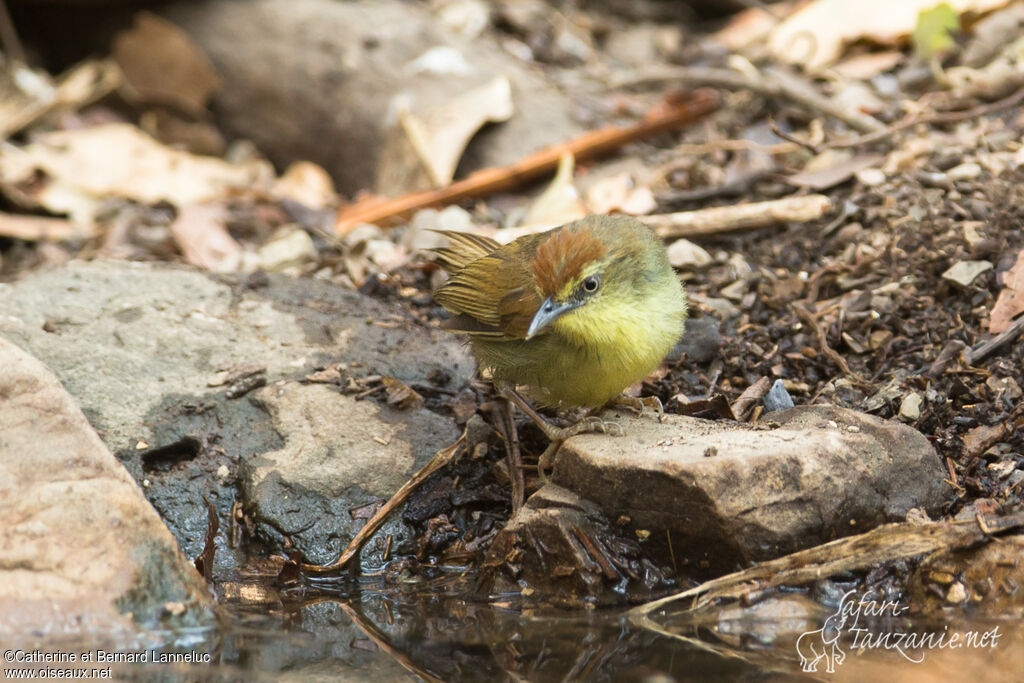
[611,393,665,422]
[499,389,624,483]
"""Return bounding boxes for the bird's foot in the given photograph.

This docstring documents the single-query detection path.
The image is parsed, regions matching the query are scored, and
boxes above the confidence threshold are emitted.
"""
[536,416,625,483]
[612,393,665,422]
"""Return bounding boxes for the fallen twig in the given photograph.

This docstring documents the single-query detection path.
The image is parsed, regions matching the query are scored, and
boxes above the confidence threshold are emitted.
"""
[967,315,1024,365]
[631,510,1024,617]
[829,85,1024,149]
[613,65,883,133]
[0,212,92,242]
[793,304,872,388]
[640,194,832,239]
[302,434,466,574]
[730,376,772,421]
[333,90,719,236]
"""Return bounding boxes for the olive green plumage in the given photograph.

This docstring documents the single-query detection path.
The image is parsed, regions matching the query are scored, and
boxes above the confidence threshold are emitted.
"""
[433,215,687,408]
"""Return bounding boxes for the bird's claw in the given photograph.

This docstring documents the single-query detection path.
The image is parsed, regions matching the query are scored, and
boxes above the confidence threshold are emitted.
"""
[536,416,625,481]
[613,394,665,422]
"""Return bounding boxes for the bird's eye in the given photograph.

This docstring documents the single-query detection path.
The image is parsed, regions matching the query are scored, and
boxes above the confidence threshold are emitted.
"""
[582,275,601,293]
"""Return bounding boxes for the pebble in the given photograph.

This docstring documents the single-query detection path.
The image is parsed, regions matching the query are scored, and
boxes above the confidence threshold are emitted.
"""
[763,379,795,412]
[947,162,982,180]
[899,392,923,421]
[941,260,992,288]
[667,238,713,269]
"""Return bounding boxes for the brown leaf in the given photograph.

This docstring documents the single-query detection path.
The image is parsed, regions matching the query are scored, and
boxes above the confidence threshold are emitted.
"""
[963,423,1006,458]
[170,203,242,271]
[382,376,424,410]
[990,249,1024,333]
[113,12,221,116]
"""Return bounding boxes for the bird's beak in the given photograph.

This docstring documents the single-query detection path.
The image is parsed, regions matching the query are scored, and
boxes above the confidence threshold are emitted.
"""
[525,297,577,340]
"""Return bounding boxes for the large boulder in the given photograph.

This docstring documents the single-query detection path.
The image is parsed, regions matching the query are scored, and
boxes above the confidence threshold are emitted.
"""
[0,337,215,641]
[481,405,951,600]
[160,0,585,195]
[0,260,472,571]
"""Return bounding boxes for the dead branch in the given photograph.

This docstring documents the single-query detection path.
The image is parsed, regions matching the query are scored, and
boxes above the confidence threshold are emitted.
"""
[631,510,1024,618]
[829,85,1024,149]
[793,304,872,388]
[334,90,720,236]
[302,434,466,575]
[641,194,832,239]
[613,64,883,133]
[0,212,92,241]
[967,315,1024,365]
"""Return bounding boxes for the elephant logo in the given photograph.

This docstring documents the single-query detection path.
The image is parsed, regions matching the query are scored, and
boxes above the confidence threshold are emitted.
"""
[796,611,847,673]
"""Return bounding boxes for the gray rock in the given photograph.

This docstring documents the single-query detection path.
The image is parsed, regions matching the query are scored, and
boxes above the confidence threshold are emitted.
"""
[243,382,459,565]
[0,260,472,570]
[763,379,795,412]
[0,337,215,641]
[160,0,585,195]
[483,405,950,598]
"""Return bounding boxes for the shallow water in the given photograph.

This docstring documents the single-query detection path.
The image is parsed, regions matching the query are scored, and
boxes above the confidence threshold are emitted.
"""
[7,577,1020,682]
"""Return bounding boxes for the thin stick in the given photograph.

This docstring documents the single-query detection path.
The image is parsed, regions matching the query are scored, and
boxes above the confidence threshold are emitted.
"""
[613,65,883,133]
[334,90,719,235]
[829,85,1024,149]
[641,194,832,239]
[499,397,526,515]
[0,0,25,64]
[967,315,1024,365]
[793,304,871,388]
[301,435,466,574]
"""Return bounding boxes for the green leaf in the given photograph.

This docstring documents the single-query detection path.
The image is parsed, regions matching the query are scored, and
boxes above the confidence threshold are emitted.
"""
[913,3,960,59]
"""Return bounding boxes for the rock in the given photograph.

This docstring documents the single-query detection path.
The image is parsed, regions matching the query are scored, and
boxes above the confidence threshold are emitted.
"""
[0,260,473,572]
[763,378,794,412]
[666,238,713,269]
[672,316,721,364]
[948,162,982,180]
[909,534,1024,617]
[0,337,215,640]
[942,260,993,288]
[485,405,948,597]
[477,485,671,605]
[256,228,318,272]
[899,392,923,421]
[160,0,584,195]
[242,382,459,565]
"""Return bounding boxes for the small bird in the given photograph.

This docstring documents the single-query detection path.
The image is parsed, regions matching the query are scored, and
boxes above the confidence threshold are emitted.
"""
[432,214,687,478]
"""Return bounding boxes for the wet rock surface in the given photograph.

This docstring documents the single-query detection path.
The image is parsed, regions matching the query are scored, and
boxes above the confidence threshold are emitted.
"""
[0,337,214,640]
[160,0,584,195]
[910,533,1024,617]
[0,260,473,573]
[482,405,950,600]
[243,382,459,565]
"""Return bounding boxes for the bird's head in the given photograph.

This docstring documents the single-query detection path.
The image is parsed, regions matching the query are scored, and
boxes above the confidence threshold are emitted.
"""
[525,216,665,342]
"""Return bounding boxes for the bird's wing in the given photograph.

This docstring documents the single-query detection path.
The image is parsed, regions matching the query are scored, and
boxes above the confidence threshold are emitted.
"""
[430,230,502,272]
[433,233,545,341]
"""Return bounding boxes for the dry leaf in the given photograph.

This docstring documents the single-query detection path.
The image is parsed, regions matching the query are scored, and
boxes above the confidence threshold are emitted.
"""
[831,51,905,80]
[521,152,586,227]
[381,376,424,410]
[113,11,221,116]
[170,203,242,272]
[0,59,120,141]
[990,249,1024,333]
[375,76,514,195]
[0,212,93,242]
[585,172,656,216]
[712,1,804,51]
[0,123,272,222]
[787,152,885,190]
[769,0,1010,69]
[273,161,338,210]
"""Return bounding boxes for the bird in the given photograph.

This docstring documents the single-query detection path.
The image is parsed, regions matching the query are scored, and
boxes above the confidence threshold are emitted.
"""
[431,214,687,479]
